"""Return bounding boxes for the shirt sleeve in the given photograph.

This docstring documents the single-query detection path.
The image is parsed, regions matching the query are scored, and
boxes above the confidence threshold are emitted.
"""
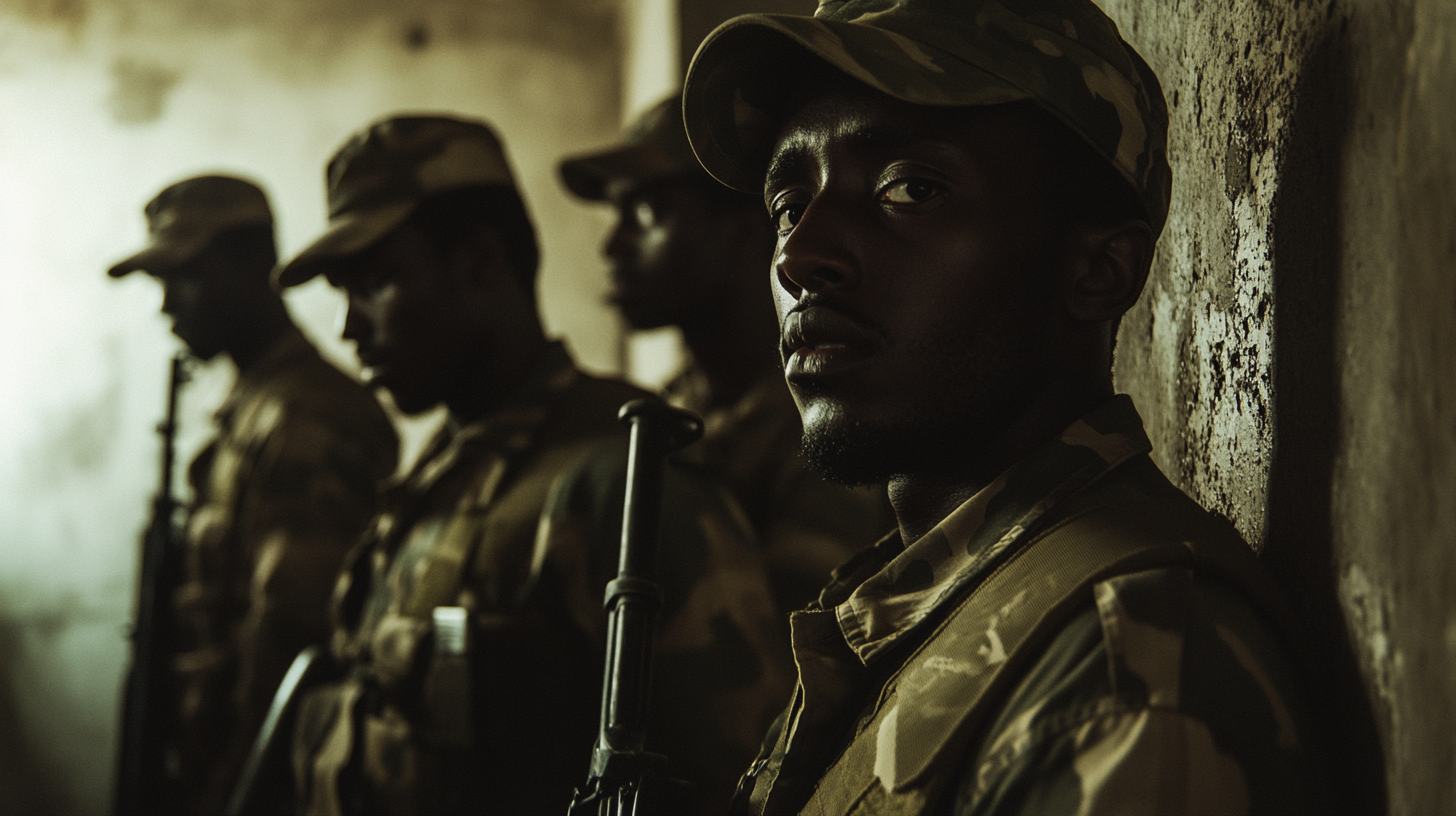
[231,401,395,735]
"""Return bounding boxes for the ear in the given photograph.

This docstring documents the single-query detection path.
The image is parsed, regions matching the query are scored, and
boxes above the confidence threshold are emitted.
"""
[1063,220,1153,323]
[448,225,511,291]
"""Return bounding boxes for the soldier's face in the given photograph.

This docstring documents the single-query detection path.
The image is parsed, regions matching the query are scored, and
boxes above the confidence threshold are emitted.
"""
[329,226,467,415]
[765,86,1071,484]
[158,254,234,361]
[602,176,730,330]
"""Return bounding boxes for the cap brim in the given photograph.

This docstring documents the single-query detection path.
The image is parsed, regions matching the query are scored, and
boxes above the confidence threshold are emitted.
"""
[683,15,1028,192]
[559,143,699,201]
[275,202,414,287]
[107,238,206,278]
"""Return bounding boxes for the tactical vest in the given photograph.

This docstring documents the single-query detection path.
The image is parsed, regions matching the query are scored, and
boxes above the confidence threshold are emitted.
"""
[745,497,1292,816]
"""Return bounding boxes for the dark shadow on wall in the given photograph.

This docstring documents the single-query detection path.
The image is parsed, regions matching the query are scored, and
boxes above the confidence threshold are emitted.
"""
[0,615,66,816]
[1263,19,1387,816]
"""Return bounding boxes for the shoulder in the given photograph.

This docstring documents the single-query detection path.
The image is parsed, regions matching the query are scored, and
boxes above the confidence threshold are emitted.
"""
[958,567,1328,816]
[238,346,397,459]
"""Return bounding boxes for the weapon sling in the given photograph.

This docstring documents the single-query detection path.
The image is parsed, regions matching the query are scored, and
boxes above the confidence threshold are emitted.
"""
[569,399,703,816]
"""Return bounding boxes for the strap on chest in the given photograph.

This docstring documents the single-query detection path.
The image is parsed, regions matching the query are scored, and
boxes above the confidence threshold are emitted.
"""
[776,498,1274,816]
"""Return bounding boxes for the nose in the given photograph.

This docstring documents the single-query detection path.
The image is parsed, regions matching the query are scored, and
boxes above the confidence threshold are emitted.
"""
[603,208,635,262]
[773,195,861,299]
[159,282,175,316]
[341,294,373,343]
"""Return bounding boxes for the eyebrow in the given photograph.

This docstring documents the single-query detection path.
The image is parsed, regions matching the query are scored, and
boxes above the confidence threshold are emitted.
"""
[763,123,957,200]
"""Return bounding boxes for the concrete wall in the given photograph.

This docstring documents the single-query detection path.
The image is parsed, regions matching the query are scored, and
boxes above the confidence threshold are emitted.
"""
[1103,0,1456,812]
[0,1,624,812]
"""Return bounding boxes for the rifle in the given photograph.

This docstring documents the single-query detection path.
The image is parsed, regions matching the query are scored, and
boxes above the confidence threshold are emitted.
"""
[113,353,190,816]
[569,399,703,816]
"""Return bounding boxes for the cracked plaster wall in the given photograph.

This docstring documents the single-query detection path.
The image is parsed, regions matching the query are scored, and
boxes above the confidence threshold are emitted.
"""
[1105,0,1456,812]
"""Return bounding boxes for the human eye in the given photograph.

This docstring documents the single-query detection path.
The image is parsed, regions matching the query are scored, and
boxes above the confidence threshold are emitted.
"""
[769,195,808,237]
[877,177,944,206]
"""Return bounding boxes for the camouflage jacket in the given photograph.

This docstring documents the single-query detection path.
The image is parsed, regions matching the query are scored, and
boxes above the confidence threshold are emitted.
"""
[666,367,894,615]
[173,326,398,811]
[732,396,1329,816]
[294,343,792,816]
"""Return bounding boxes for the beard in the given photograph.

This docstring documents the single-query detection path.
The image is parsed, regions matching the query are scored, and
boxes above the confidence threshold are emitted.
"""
[797,322,1046,488]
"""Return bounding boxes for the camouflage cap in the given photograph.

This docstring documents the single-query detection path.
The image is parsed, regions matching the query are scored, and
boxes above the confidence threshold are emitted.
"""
[682,0,1172,234]
[558,94,708,201]
[277,114,520,287]
[108,175,273,277]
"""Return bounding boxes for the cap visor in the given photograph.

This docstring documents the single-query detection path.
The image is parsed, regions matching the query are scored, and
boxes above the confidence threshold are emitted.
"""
[560,143,698,201]
[275,202,414,287]
[106,241,201,278]
[684,15,1028,191]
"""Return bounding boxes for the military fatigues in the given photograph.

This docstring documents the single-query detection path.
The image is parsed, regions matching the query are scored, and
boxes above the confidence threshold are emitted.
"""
[294,344,792,816]
[173,326,398,810]
[730,397,1329,815]
[666,367,893,614]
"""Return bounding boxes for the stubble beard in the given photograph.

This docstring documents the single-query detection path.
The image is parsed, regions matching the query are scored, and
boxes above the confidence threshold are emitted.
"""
[798,327,1040,488]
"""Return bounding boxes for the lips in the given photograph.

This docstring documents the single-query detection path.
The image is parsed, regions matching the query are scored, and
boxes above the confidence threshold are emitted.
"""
[781,305,881,382]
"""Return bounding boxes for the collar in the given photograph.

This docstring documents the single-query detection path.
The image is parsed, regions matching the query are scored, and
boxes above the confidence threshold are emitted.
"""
[399,340,578,498]
[835,395,1153,664]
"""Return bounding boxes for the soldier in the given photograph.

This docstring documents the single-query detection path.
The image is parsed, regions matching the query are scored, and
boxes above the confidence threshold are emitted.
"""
[275,115,790,816]
[679,1,1332,814]
[109,175,399,815]
[560,96,894,617]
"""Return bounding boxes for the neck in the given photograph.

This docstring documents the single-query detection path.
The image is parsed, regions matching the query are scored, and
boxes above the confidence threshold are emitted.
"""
[446,329,551,425]
[678,285,781,411]
[227,299,293,372]
[888,369,1114,546]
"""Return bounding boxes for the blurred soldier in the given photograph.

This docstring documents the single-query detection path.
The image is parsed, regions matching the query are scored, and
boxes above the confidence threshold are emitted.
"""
[560,96,893,615]
[680,1,1332,814]
[275,115,790,816]
[109,175,399,815]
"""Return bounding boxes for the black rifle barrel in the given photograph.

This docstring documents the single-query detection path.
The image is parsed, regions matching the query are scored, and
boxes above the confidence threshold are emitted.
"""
[113,353,189,816]
[571,398,702,816]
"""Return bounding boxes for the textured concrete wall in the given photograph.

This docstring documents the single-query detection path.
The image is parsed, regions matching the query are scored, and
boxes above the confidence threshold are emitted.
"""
[1104,0,1456,812]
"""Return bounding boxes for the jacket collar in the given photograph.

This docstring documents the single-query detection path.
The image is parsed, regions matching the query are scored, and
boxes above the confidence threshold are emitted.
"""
[834,394,1153,664]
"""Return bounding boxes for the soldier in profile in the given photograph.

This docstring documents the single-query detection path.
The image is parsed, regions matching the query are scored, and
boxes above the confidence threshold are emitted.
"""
[109,176,399,815]
[276,115,789,816]
[679,0,1332,813]
[561,95,893,615]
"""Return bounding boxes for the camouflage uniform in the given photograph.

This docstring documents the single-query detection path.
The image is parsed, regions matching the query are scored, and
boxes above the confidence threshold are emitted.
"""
[665,368,893,614]
[279,116,793,816]
[730,398,1329,814]
[561,97,894,615]
[109,175,400,814]
[679,1,1328,812]
[173,327,398,804]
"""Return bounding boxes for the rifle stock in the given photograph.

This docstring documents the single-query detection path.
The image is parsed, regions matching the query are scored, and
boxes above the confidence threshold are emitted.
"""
[569,399,703,816]
[113,353,189,816]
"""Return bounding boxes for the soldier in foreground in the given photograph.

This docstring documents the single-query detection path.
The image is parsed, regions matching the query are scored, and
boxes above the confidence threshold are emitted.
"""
[680,0,1331,813]
[561,95,892,615]
[109,176,399,815]
[275,115,789,816]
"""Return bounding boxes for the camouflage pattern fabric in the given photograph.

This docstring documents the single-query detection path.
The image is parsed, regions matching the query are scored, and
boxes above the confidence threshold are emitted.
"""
[172,326,398,814]
[728,396,1328,815]
[665,367,894,616]
[681,0,1172,234]
[559,93,708,201]
[293,343,793,816]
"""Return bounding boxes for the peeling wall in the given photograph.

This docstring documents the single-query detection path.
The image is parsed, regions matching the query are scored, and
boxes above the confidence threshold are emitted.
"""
[0,2,624,813]
[1104,0,1456,812]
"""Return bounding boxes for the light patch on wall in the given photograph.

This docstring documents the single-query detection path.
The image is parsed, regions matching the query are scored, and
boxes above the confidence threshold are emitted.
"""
[1339,563,1404,746]
[108,57,179,124]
